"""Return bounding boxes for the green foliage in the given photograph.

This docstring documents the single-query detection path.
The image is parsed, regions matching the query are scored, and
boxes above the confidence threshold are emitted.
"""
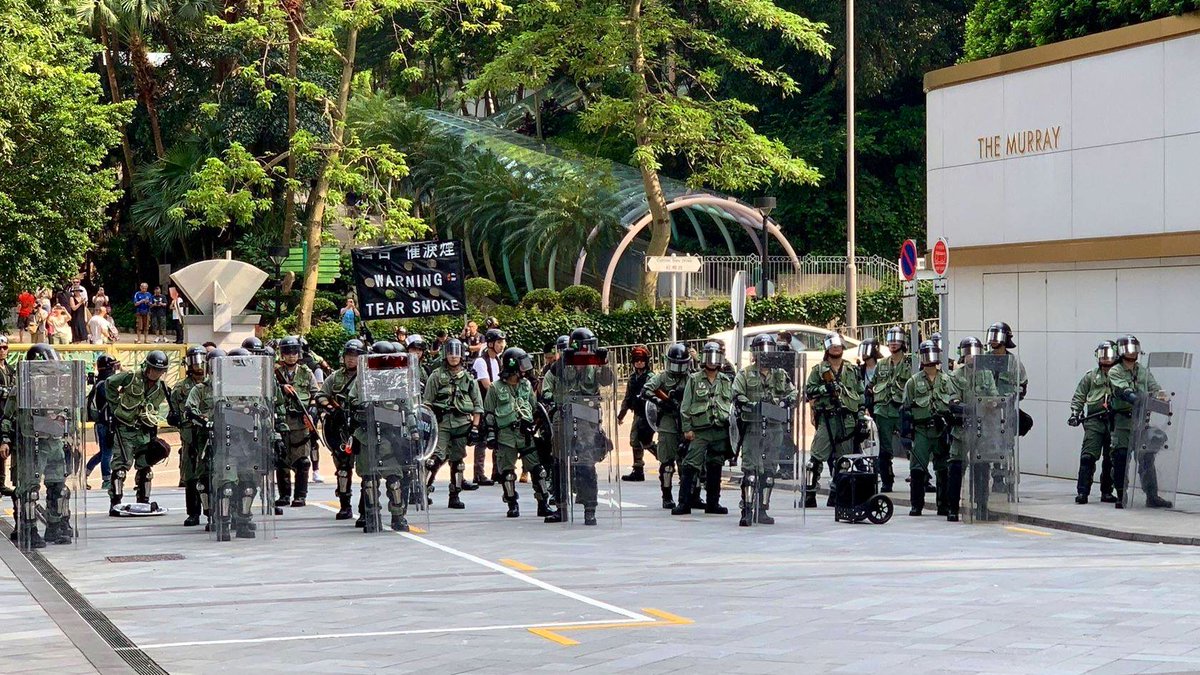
[520,288,561,311]
[963,0,1200,60]
[305,321,352,360]
[311,297,338,321]
[560,285,601,312]
[465,277,503,307]
[0,0,128,297]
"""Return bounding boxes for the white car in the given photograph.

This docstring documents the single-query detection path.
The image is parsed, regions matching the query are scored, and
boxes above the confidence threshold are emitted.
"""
[706,323,890,371]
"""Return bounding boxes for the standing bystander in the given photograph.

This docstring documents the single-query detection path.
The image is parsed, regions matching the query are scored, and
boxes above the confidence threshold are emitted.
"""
[133,283,152,343]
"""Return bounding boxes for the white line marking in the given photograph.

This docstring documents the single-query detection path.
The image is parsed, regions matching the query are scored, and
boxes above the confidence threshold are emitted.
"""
[122,618,637,650]
[311,502,652,623]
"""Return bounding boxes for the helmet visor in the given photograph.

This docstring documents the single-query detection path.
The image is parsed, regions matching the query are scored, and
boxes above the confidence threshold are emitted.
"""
[885,327,906,345]
[1119,339,1141,356]
[985,327,1004,345]
[920,345,942,366]
[701,349,723,368]
[824,334,845,352]
[1096,344,1118,362]
[186,352,206,369]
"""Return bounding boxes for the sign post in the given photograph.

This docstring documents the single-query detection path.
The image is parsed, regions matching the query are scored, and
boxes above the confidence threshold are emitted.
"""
[932,237,951,371]
[647,255,702,346]
[899,239,920,361]
[731,270,747,370]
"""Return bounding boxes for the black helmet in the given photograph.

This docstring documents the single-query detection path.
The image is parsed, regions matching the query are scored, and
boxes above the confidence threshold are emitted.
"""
[986,322,1016,349]
[1095,340,1117,365]
[186,345,206,371]
[884,325,908,350]
[144,350,169,370]
[700,341,724,369]
[262,346,276,358]
[858,339,883,362]
[569,327,598,353]
[298,336,309,350]
[96,354,120,374]
[665,343,691,373]
[26,343,58,361]
[207,348,228,362]
[370,341,397,354]
[750,334,777,354]
[556,335,570,351]
[279,335,302,356]
[343,339,366,356]
[499,347,532,377]
[241,336,264,352]
[930,332,945,353]
[1116,335,1141,358]
[484,328,506,344]
[957,336,983,363]
[444,338,464,361]
[823,333,846,354]
[406,334,427,352]
[918,339,942,367]
[227,347,251,357]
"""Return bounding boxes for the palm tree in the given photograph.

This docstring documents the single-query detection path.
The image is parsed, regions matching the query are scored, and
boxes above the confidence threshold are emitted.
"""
[130,143,207,258]
[114,0,172,158]
[75,0,136,186]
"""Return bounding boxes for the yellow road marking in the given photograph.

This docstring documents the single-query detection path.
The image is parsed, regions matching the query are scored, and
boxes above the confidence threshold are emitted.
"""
[499,558,538,572]
[527,608,692,645]
[1005,526,1051,537]
[409,526,427,534]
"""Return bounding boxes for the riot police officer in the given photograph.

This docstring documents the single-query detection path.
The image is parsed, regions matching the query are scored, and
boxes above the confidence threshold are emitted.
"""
[183,349,226,532]
[106,350,171,515]
[171,346,208,526]
[314,339,366,520]
[406,334,431,388]
[423,338,484,509]
[986,321,1027,491]
[873,327,912,493]
[483,347,553,519]
[900,340,955,517]
[0,334,13,497]
[1108,335,1170,509]
[803,334,864,508]
[1070,341,1119,504]
[676,341,734,516]
[732,334,798,526]
[274,335,316,508]
[619,345,654,482]
[641,344,692,509]
[946,337,993,522]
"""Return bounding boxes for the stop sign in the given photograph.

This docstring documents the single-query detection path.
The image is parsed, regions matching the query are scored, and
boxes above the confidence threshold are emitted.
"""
[932,238,949,276]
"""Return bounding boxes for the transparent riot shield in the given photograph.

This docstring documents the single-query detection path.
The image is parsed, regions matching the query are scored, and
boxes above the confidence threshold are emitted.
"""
[14,361,86,550]
[359,353,432,534]
[731,351,806,526]
[962,353,1020,523]
[553,353,619,526]
[1124,352,1192,510]
[210,355,276,542]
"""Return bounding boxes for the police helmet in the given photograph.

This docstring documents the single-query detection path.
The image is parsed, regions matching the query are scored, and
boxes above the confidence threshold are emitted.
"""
[185,345,207,371]
[444,338,464,361]
[1094,340,1117,365]
[858,338,883,362]
[919,340,942,367]
[665,343,691,373]
[143,350,169,371]
[485,316,500,329]
[750,334,777,355]
[261,346,275,359]
[986,322,1016,349]
[930,332,944,353]
[499,347,532,378]
[700,341,724,369]
[823,333,846,354]
[227,348,251,357]
[1116,335,1141,358]
[485,328,506,344]
[279,335,302,356]
[343,339,366,356]
[556,335,570,351]
[96,354,120,374]
[885,325,908,350]
[370,341,397,355]
[26,343,59,361]
[241,336,264,352]
[406,334,427,352]
[957,336,984,363]
[207,348,228,362]
[569,327,598,353]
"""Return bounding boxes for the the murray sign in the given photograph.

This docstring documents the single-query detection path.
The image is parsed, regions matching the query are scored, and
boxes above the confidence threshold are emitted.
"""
[351,239,466,320]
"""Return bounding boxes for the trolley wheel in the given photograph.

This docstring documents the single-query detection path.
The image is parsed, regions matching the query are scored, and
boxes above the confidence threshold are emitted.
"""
[866,495,893,524]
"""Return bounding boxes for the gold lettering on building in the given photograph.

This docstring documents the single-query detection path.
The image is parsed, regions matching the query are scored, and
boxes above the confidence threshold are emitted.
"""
[978,125,1062,160]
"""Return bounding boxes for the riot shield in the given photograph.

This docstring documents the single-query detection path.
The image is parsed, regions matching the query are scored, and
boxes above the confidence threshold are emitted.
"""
[1124,352,1191,510]
[552,353,619,526]
[732,351,805,526]
[359,353,431,534]
[645,399,660,433]
[14,360,86,550]
[210,355,276,541]
[961,353,1020,523]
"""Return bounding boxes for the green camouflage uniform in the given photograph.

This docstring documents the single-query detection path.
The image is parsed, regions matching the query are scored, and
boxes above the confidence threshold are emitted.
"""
[170,375,205,482]
[804,360,864,463]
[641,370,688,464]
[680,370,734,472]
[425,365,483,463]
[872,352,912,488]
[105,367,168,504]
[731,363,798,474]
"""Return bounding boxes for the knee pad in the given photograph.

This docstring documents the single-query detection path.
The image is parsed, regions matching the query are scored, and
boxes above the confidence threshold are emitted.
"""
[740,471,756,488]
[385,476,404,503]
[136,467,153,483]
[336,469,352,494]
[113,468,128,482]
[294,457,311,471]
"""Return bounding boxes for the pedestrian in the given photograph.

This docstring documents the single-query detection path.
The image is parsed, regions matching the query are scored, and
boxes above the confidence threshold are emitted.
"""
[393,324,408,344]
[87,306,118,344]
[47,304,72,345]
[92,286,110,313]
[151,286,168,343]
[15,290,35,342]
[461,320,484,361]
[1108,335,1171,509]
[618,345,654,482]
[1069,341,1119,505]
[85,355,121,492]
[339,297,360,335]
[676,340,733,516]
[470,328,506,486]
[133,283,152,343]
[423,338,484,510]
[67,281,89,343]
[169,288,185,343]
[31,301,49,343]
[803,333,864,508]
[899,340,955,517]
[105,351,171,514]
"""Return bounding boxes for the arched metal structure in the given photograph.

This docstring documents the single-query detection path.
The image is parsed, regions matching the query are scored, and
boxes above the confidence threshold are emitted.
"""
[419,110,802,310]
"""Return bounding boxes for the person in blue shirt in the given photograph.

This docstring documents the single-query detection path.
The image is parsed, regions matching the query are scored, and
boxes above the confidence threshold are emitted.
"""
[339,297,359,335]
[133,283,153,344]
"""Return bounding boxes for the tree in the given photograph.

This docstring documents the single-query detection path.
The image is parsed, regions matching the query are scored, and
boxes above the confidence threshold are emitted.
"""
[0,0,130,295]
[75,0,137,187]
[964,0,1200,60]
[473,0,830,306]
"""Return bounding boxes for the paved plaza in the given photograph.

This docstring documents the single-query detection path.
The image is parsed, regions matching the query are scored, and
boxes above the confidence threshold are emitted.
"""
[5,455,1200,675]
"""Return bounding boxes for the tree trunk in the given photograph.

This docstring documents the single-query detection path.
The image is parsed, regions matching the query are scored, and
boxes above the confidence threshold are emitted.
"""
[281,12,301,247]
[296,26,357,333]
[129,33,166,158]
[100,23,135,188]
[628,0,670,307]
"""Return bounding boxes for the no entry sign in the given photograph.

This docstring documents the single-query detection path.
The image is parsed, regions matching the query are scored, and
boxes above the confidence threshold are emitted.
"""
[932,238,950,276]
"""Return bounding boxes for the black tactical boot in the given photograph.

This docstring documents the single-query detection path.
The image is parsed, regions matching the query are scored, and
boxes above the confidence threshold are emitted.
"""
[448,488,465,510]
[584,507,597,526]
[909,469,926,516]
[804,460,822,509]
[703,469,727,515]
[506,497,520,518]
[661,486,676,510]
[946,461,964,522]
[335,494,353,520]
[543,508,563,523]
[215,518,232,542]
[621,467,645,482]
[1076,456,1095,504]
[235,520,256,539]
[935,468,949,516]
[671,468,695,515]
[275,469,291,507]
[1147,494,1174,509]
[45,521,71,545]
[183,514,201,527]
[391,514,409,531]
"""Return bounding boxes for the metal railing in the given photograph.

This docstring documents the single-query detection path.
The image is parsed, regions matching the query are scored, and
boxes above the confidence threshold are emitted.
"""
[5,343,191,388]
[666,254,899,301]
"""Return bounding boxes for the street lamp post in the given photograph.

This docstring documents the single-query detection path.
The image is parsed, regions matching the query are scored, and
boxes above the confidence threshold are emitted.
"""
[753,196,776,301]
[267,245,289,324]
[845,0,859,332]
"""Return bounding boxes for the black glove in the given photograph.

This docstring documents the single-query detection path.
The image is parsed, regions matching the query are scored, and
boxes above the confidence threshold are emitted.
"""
[166,410,181,427]
[1120,389,1138,404]
[617,409,627,424]
[1067,411,1081,427]
[899,409,914,440]
[467,424,481,444]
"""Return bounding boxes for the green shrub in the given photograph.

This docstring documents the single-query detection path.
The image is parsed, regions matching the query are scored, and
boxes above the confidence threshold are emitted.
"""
[109,303,136,331]
[520,288,561,311]
[465,277,503,307]
[560,285,601,312]
[305,321,352,360]
[311,297,338,322]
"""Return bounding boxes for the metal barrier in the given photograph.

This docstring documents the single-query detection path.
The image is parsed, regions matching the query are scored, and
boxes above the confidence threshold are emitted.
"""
[665,254,898,300]
[4,343,191,389]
